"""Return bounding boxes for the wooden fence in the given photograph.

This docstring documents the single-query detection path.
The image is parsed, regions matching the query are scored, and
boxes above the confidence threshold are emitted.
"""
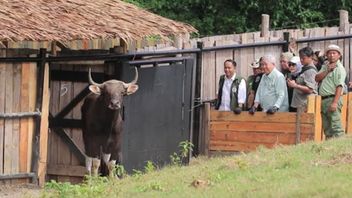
[0,49,45,184]
[202,93,352,154]
[196,25,352,101]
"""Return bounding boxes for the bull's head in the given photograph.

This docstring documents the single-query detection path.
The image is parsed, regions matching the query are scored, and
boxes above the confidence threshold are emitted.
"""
[88,67,139,110]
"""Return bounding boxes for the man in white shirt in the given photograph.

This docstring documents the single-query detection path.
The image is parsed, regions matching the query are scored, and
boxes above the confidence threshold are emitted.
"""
[215,59,246,113]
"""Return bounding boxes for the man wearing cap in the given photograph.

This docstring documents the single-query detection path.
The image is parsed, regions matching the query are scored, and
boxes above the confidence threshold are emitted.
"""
[315,44,346,139]
[287,47,318,112]
[249,55,289,114]
[280,52,294,78]
[215,59,246,113]
[247,59,263,109]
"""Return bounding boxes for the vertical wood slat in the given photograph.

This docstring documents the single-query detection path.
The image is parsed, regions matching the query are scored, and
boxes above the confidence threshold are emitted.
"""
[27,62,37,172]
[201,38,216,101]
[19,63,30,173]
[0,50,5,174]
[38,63,50,186]
[314,96,322,142]
[12,62,21,174]
[347,92,352,134]
[341,94,348,130]
[57,65,73,183]
[4,61,14,174]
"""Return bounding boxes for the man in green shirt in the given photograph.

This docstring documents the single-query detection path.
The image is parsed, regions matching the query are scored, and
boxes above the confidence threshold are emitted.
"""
[315,44,347,139]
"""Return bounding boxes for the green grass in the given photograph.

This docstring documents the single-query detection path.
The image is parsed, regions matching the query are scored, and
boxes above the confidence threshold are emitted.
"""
[42,136,352,198]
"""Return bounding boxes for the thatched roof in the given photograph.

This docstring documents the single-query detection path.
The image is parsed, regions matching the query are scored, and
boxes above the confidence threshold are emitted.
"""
[0,0,196,42]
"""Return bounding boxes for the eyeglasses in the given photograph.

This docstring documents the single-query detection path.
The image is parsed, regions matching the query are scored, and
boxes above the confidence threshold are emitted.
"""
[288,63,296,67]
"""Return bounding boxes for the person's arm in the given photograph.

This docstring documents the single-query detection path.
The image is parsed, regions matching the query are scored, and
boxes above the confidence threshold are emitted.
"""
[287,79,314,94]
[316,63,336,83]
[237,79,246,107]
[315,70,329,83]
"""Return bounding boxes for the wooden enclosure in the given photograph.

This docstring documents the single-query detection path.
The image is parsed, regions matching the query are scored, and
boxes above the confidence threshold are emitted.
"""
[198,25,352,101]
[0,48,49,184]
[201,93,352,154]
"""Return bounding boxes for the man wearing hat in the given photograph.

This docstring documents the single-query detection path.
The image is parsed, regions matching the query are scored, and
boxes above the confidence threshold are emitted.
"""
[215,59,246,113]
[315,44,346,139]
[247,59,263,109]
[287,47,318,112]
[280,52,294,78]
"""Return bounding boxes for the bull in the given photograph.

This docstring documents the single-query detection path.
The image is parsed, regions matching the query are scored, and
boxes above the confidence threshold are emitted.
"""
[81,67,138,177]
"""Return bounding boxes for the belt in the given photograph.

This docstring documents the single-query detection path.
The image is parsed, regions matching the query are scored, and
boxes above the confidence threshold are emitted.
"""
[321,95,335,100]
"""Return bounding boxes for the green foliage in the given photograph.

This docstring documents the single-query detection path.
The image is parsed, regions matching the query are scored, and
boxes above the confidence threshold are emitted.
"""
[170,140,194,166]
[124,0,352,36]
[44,176,112,198]
[114,164,127,178]
[144,161,156,173]
[42,136,352,197]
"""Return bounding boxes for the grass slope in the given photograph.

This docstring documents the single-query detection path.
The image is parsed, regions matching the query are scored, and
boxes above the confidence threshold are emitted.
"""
[43,136,352,198]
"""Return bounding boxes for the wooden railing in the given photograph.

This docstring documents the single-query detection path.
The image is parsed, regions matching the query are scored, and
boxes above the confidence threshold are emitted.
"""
[201,93,352,154]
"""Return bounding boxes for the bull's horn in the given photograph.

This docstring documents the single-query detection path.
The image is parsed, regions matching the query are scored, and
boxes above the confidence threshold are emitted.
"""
[123,67,138,88]
[88,68,103,87]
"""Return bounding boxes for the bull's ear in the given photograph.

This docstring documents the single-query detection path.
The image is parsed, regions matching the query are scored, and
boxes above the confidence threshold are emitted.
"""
[89,85,101,95]
[126,84,138,95]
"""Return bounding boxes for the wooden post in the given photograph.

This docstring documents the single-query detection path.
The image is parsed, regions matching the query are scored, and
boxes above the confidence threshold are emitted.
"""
[339,10,349,32]
[295,107,302,144]
[38,63,50,186]
[314,96,322,142]
[341,94,348,130]
[199,103,210,156]
[306,95,316,113]
[346,92,352,134]
[261,14,270,37]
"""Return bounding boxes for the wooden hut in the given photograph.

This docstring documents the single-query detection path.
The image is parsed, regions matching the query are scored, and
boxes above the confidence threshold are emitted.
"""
[0,0,196,186]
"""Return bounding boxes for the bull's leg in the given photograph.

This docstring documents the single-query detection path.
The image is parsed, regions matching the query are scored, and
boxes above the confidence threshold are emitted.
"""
[92,158,101,176]
[107,160,116,178]
[102,153,111,164]
[85,157,93,176]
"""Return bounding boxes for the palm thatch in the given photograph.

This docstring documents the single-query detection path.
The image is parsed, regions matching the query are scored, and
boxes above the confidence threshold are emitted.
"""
[0,0,196,42]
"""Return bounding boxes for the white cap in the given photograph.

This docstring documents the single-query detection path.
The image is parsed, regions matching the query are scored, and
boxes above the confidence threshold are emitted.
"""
[289,56,301,65]
[325,44,342,56]
[249,59,260,68]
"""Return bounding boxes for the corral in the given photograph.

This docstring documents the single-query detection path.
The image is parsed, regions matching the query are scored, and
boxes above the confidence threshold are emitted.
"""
[0,0,352,187]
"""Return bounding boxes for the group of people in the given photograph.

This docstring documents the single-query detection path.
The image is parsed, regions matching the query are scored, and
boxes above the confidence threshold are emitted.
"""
[215,44,352,139]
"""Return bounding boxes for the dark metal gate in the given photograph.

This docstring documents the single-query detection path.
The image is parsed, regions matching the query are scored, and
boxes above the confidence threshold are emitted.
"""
[121,57,195,171]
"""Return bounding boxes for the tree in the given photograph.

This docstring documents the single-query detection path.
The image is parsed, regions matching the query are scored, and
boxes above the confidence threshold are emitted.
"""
[124,0,352,37]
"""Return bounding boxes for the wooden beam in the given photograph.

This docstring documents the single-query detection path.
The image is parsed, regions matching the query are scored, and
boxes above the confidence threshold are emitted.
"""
[347,92,352,134]
[210,110,314,124]
[54,86,90,119]
[38,63,50,186]
[314,96,322,142]
[49,114,86,166]
[47,165,85,177]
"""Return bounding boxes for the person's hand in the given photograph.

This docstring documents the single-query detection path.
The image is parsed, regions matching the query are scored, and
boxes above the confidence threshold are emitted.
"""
[349,81,352,88]
[287,79,297,88]
[266,106,278,114]
[233,107,242,115]
[329,102,338,112]
[248,106,257,115]
[327,62,336,72]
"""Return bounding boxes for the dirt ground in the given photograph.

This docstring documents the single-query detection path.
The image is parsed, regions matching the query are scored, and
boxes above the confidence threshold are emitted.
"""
[0,184,41,198]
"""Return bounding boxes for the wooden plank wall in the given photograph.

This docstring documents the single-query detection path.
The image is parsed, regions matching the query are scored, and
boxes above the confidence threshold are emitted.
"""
[209,111,315,152]
[208,94,352,153]
[192,26,352,101]
[47,40,105,183]
[0,49,37,184]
